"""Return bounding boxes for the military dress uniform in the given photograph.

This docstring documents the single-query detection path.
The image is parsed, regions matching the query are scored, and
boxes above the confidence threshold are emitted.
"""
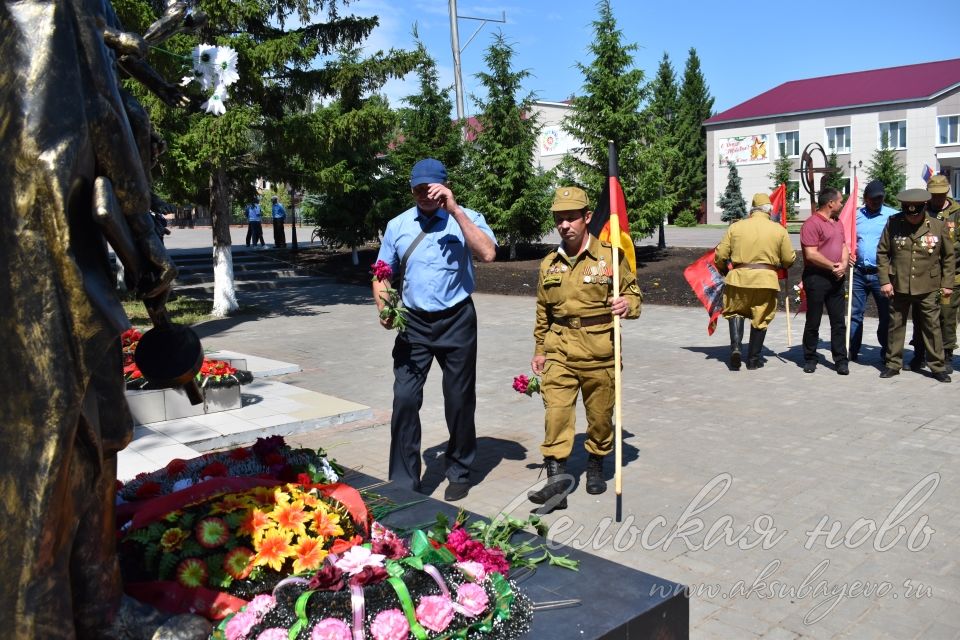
[877,189,955,378]
[714,195,796,369]
[533,235,642,464]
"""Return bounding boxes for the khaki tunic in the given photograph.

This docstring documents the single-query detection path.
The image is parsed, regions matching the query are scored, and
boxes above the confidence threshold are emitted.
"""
[713,212,796,329]
[932,197,960,350]
[877,213,955,371]
[534,236,642,459]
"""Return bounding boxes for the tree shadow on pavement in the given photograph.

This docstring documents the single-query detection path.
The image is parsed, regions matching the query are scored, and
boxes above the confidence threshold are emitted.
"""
[420,437,528,495]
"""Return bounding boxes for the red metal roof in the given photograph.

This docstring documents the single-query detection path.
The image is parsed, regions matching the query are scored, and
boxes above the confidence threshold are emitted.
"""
[706,58,960,126]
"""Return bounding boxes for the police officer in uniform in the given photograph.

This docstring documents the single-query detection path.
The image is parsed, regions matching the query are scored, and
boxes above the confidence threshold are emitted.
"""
[877,188,955,382]
[714,193,796,370]
[908,175,960,373]
[528,187,642,513]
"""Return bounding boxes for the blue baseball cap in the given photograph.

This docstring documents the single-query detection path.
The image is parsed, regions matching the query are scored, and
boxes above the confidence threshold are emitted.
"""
[410,158,447,187]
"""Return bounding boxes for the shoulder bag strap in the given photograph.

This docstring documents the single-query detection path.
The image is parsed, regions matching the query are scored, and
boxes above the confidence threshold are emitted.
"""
[397,214,442,293]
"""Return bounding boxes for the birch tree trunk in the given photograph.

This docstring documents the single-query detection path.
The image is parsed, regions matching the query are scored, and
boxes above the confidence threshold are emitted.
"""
[210,167,238,317]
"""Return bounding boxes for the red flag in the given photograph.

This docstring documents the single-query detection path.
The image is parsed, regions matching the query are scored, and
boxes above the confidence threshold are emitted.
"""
[683,249,724,335]
[838,176,859,262]
[793,281,807,314]
[770,183,787,228]
[590,143,636,273]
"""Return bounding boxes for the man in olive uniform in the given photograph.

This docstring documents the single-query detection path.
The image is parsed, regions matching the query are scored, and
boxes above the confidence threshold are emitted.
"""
[877,188,955,382]
[908,175,960,373]
[528,187,642,513]
[714,193,796,370]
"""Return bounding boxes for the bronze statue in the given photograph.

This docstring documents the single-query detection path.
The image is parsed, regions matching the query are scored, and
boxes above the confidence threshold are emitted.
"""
[0,0,205,637]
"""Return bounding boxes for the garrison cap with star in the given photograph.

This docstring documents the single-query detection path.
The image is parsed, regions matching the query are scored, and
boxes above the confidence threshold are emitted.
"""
[897,188,931,214]
[927,175,950,194]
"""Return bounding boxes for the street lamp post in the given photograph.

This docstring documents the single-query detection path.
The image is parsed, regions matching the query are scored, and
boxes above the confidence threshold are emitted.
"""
[448,2,505,137]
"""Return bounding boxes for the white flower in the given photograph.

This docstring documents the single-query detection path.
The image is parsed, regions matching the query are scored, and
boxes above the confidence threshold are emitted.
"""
[180,75,194,87]
[202,86,227,115]
[319,457,338,482]
[172,478,194,492]
[192,43,219,90]
[214,46,239,87]
[334,546,385,575]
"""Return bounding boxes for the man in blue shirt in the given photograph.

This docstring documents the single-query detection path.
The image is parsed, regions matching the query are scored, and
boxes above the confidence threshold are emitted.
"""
[271,195,286,248]
[373,158,497,501]
[245,200,265,247]
[849,180,897,363]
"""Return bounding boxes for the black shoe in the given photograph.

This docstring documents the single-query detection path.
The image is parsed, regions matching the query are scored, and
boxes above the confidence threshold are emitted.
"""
[909,358,926,372]
[803,361,817,373]
[879,368,900,378]
[933,371,952,383]
[585,454,607,495]
[945,350,954,375]
[444,481,470,502]
[836,362,849,375]
[528,457,570,513]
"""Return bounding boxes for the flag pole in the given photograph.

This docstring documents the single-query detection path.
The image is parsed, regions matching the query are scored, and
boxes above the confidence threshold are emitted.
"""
[785,283,792,347]
[845,266,854,352]
[608,141,624,522]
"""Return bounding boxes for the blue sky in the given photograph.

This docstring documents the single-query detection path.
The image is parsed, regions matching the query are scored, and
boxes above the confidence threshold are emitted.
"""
[348,0,958,116]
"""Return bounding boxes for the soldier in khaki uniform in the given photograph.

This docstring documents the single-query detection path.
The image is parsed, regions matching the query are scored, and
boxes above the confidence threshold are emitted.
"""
[714,193,796,370]
[527,187,642,513]
[909,175,960,372]
[877,189,955,382]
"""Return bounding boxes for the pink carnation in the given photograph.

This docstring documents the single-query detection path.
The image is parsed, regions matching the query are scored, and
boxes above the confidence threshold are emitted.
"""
[310,618,351,640]
[370,609,410,640]
[456,561,487,582]
[225,611,258,640]
[246,594,276,618]
[512,374,529,394]
[334,545,386,575]
[256,630,288,640]
[456,582,489,617]
[415,595,455,633]
[370,260,393,282]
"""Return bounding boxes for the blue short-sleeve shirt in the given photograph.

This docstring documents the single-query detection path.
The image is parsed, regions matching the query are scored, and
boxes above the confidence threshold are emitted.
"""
[377,207,497,312]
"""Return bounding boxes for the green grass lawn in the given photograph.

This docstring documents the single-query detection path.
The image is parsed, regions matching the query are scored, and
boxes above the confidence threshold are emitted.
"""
[122,296,213,327]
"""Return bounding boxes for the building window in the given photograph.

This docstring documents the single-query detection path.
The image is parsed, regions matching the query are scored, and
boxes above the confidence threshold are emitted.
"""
[826,126,851,154]
[939,115,960,145]
[878,121,906,149]
[777,131,800,158]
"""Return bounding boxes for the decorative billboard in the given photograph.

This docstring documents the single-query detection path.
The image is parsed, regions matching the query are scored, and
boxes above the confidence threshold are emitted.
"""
[538,126,577,157]
[718,134,769,166]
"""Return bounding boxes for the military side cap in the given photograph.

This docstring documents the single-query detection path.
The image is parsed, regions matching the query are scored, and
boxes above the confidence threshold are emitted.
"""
[898,188,930,214]
[927,175,950,194]
[551,187,589,211]
[751,193,771,209]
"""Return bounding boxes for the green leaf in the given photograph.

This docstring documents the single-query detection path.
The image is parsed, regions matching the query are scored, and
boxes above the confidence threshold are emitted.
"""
[289,590,315,639]
[547,553,581,571]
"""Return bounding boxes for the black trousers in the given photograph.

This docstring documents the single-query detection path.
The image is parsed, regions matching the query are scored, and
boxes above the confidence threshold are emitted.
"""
[245,220,264,246]
[389,298,477,492]
[273,218,286,247]
[802,269,848,365]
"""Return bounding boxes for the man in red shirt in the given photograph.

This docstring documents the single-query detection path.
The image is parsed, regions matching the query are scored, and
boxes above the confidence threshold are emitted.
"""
[800,188,850,374]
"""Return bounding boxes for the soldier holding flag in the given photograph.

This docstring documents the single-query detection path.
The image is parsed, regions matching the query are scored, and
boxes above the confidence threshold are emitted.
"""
[527,186,641,514]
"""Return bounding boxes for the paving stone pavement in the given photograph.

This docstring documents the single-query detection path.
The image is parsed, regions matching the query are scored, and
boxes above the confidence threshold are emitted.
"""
[188,281,960,640]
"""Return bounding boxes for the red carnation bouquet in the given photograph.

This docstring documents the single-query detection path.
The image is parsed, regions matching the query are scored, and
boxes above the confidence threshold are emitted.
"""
[371,260,407,332]
[511,374,541,397]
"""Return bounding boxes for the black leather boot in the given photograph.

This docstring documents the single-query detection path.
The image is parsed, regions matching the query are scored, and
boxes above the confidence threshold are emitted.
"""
[585,454,607,495]
[728,318,744,370]
[745,327,767,369]
[528,457,569,512]
[945,349,954,375]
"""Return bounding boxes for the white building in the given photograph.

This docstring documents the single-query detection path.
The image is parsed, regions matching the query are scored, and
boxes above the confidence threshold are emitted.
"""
[704,58,960,223]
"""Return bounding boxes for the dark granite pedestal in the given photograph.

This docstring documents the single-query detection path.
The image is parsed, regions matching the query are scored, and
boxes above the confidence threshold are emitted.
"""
[349,472,689,640]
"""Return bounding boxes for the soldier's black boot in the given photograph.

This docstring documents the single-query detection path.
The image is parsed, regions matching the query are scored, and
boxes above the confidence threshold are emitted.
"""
[528,457,569,512]
[909,339,926,372]
[945,349,954,375]
[728,317,744,370]
[585,454,607,495]
[745,327,767,370]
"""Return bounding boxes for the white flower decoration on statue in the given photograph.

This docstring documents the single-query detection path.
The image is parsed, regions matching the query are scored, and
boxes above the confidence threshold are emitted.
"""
[188,44,240,115]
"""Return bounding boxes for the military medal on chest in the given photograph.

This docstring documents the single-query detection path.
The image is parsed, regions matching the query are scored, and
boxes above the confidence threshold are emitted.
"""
[921,234,939,254]
[895,235,907,250]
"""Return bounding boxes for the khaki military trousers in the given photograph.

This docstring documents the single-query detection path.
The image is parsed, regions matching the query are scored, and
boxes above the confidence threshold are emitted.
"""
[887,291,946,372]
[940,292,959,351]
[721,285,778,330]
[540,360,614,460]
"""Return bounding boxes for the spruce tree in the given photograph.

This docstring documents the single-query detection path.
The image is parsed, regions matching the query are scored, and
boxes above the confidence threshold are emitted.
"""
[718,162,747,222]
[675,48,715,217]
[643,52,682,244]
[867,133,907,208]
[558,0,648,234]
[460,32,552,259]
[767,155,798,221]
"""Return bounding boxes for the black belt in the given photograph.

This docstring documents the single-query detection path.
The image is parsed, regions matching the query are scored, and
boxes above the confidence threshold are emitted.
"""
[409,297,471,321]
[552,314,613,329]
[856,265,879,274]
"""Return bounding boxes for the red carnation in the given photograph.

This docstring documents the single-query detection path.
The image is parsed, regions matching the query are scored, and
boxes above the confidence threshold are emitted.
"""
[308,564,345,592]
[135,481,163,499]
[350,565,388,587]
[228,447,252,461]
[166,458,188,475]
[200,461,228,478]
